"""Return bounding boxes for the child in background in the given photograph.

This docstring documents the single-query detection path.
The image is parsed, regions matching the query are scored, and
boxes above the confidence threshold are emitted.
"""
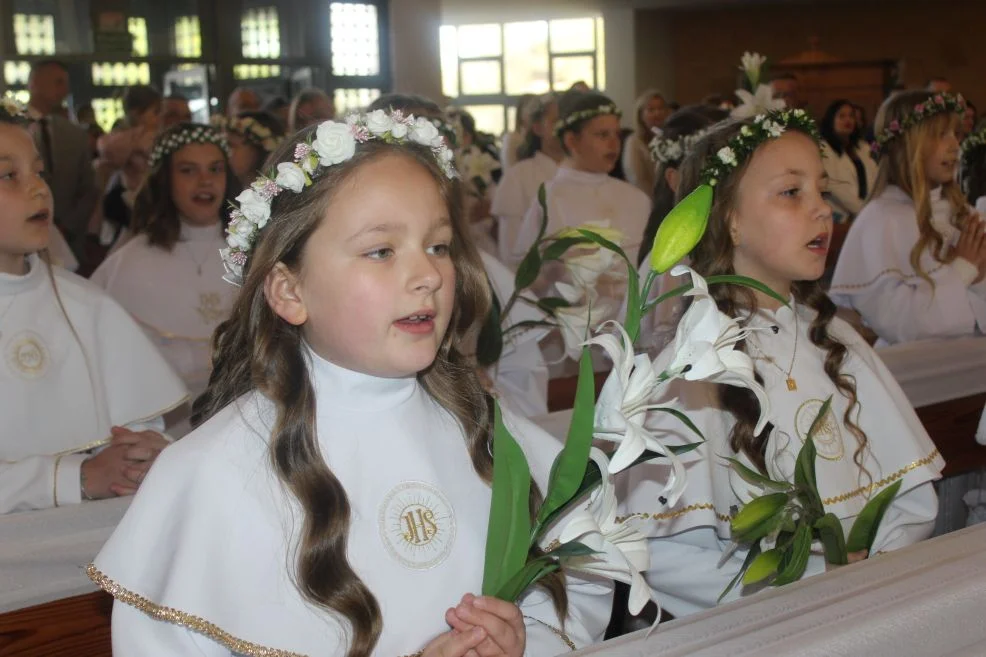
[0,100,186,514]
[831,91,986,344]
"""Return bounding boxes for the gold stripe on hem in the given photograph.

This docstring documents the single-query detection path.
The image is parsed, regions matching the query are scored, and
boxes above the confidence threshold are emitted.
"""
[524,616,576,651]
[87,563,310,657]
[829,265,945,292]
[618,448,941,524]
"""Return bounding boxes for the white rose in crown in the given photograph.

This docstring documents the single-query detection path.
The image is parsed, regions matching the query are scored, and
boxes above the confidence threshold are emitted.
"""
[235,189,271,228]
[225,220,253,249]
[314,121,357,166]
[410,117,442,148]
[365,109,395,136]
[275,162,307,193]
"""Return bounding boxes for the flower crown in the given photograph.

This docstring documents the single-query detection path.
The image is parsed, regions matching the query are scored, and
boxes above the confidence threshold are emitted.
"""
[649,127,712,165]
[211,115,282,154]
[872,92,966,158]
[961,124,986,167]
[148,124,231,170]
[0,97,29,124]
[553,104,621,137]
[701,109,819,187]
[220,109,456,286]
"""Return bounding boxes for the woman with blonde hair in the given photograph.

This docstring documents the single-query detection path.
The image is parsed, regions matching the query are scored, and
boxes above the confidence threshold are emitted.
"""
[621,89,672,198]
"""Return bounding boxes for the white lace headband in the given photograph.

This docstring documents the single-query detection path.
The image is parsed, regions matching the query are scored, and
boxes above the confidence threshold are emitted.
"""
[148,125,231,170]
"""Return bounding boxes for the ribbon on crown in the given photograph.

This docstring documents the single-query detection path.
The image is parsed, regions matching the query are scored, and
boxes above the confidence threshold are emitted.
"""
[220,109,457,286]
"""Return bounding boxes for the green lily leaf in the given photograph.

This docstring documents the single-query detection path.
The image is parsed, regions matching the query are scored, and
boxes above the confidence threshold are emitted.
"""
[536,347,596,529]
[643,273,789,315]
[475,280,503,367]
[724,457,794,492]
[846,479,903,554]
[502,319,557,338]
[514,247,542,291]
[648,406,706,441]
[494,555,561,603]
[772,519,812,586]
[483,402,532,597]
[649,184,712,274]
[535,296,573,312]
[814,512,848,565]
[742,547,783,586]
[720,540,761,602]
[542,236,595,262]
[794,396,831,516]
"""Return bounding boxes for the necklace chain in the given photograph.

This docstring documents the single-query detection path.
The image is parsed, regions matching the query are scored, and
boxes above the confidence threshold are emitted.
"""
[747,310,799,391]
[181,241,210,276]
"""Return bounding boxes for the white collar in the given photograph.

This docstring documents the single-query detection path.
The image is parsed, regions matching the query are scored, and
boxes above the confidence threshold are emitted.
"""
[179,219,224,243]
[0,254,45,296]
[554,165,611,186]
[307,346,418,412]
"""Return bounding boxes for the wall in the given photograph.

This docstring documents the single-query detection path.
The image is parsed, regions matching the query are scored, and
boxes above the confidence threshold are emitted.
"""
[635,0,986,111]
[390,0,444,101]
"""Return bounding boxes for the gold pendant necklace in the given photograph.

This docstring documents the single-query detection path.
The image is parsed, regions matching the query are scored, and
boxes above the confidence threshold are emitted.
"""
[748,311,799,391]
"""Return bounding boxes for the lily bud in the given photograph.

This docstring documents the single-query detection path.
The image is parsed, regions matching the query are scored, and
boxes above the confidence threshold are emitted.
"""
[649,184,713,274]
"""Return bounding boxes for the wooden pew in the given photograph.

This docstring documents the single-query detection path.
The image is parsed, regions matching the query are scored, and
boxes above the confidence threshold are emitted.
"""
[0,592,111,657]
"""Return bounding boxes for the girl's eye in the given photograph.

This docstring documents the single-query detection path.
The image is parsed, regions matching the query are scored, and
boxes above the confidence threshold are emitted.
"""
[427,243,450,257]
[365,247,393,260]
[0,171,14,181]
[780,187,801,199]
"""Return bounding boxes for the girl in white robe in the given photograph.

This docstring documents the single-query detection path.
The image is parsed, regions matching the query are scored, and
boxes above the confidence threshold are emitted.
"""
[625,112,942,617]
[831,90,986,345]
[0,105,187,514]
[491,94,562,267]
[91,124,242,419]
[89,113,612,656]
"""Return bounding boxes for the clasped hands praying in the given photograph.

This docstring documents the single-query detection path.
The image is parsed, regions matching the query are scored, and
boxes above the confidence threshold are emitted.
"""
[80,426,170,500]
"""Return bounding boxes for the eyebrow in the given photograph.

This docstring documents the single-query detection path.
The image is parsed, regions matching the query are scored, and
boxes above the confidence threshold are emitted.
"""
[771,168,828,180]
[174,159,226,166]
[0,154,42,164]
[347,217,452,243]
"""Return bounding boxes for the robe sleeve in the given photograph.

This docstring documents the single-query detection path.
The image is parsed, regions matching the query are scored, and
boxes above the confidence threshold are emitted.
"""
[491,168,528,266]
[519,573,613,655]
[870,481,937,553]
[112,601,230,657]
[0,452,86,514]
[831,201,986,343]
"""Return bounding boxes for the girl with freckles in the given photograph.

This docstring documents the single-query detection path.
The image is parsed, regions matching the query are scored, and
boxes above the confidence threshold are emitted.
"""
[832,90,986,345]
[623,111,942,616]
[0,101,186,514]
[88,111,613,657]
[90,124,242,420]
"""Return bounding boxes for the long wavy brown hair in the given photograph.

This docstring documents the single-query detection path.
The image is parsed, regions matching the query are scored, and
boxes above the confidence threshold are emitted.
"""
[872,90,971,281]
[191,128,565,656]
[676,118,868,474]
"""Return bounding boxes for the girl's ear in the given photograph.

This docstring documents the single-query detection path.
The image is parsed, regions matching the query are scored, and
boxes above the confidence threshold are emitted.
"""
[727,210,742,247]
[664,166,681,193]
[264,262,307,326]
[562,130,578,155]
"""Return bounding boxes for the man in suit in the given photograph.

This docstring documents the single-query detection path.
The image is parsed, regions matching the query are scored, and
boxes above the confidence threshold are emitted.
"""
[28,60,98,265]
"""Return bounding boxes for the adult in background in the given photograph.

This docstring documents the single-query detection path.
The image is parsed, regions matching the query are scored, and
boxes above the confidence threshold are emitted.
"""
[771,72,803,111]
[500,94,537,170]
[288,88,334,133]
[622,89,672,198]
[927,77,953,94]
[27,59,98,264]
[226,86,262,118]
[160,94,192,129]
[820,98,878,219]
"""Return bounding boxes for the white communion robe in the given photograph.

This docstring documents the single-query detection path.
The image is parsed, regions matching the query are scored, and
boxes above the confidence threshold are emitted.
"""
[480,250,550,417]
[0,255,187,514]
[831,185,986,345]
[492,152,560,266]
[90,222,236,407]
[623,301,943,617]
[91,349,613,656]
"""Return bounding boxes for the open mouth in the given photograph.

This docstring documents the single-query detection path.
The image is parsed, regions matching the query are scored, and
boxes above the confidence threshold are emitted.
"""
[806,233,829,253]
[192,191,217,206]
[27,209,50,224]
[394,309,436,334]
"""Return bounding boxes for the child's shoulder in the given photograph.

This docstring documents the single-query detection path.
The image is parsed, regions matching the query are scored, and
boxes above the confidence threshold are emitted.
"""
[606,176,651,209]
[48,264,118,308]
[856,186,912,221]
[498,403,564,490]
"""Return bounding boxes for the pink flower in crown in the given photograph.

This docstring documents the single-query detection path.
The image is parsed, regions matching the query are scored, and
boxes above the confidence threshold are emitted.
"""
[350,123,370,142]
[914,103,925,114]
[889,119,901,132]
[934,95,944,105]
[252,177,280,201]
[229,250,248,266]
[294,142,313,160]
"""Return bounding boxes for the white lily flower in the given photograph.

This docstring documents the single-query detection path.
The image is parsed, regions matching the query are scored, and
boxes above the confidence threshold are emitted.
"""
[663,265,770,434]
[739,51,768,88]
[588,322,687,507]
[553,282,605,362]
[565,247,618,290]
[557,447,654,615]
[731,84,786,120]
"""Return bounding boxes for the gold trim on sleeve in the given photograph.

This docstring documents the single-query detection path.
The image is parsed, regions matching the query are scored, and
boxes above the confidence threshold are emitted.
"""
[829,265,944,292]
[821,449,941,505]
[523,615,576,651]
[87,563,310,657]
[48,395,191,457]
[617,503,731,525]
[53,453,64,507]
